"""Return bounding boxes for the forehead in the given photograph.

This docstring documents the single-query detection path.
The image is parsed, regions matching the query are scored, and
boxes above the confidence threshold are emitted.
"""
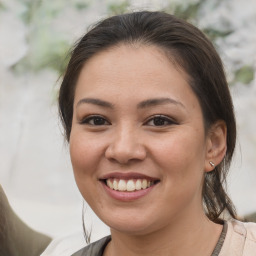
[74,44,198,109]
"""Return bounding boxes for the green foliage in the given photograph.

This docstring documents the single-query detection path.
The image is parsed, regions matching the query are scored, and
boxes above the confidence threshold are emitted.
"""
[203,28,233,41]
[163,0,203,23]
[108,0,130,15]
[12,0,82,74]
[20,0,42,24]
[171,3,200,21]
[0,1,6,10]
[20,0,61,24]
[4,0,255,88]
[12,38,70,75]
[75,1,89,10]
[163,1,233,43]
[234,66,254,85]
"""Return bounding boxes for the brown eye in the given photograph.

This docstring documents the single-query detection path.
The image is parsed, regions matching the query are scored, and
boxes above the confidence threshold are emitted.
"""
[81,115,110,126]
[145,115,176,126]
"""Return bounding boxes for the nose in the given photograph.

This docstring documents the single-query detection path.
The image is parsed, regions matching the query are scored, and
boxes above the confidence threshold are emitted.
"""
[105,125,146,164]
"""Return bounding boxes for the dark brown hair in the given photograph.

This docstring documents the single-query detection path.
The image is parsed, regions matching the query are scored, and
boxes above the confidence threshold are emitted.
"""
[59,11,237,222]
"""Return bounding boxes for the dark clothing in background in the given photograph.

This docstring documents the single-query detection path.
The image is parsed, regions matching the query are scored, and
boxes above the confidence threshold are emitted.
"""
[0,185,52,256]
[71,236,110,256]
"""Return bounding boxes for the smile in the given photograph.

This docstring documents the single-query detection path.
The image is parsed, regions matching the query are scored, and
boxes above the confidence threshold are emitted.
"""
[99,172,160,200]
[105,178,157,192]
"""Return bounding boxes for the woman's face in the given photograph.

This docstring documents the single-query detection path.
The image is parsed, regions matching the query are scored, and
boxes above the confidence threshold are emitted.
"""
[70,44,211,235]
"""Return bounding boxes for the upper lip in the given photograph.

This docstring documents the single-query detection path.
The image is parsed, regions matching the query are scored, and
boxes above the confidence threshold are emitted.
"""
[99,172,160,181]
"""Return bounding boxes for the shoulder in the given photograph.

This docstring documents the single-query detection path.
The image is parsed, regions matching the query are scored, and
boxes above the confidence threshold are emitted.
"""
[219,219,256,256]
[41,234,111,256]
[242,221,256,254]
[40,231,86,256]
[228,219,256,241]
[243,221,256,240]
[71,236,111,256]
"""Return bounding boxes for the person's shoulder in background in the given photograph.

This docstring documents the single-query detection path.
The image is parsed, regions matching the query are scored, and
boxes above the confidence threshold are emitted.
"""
[41,231,86,256]
[244,212,256,223]
[0,184,52,256]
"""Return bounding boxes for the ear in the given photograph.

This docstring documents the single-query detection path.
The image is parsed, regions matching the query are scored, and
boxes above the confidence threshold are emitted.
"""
[204,120,227,172]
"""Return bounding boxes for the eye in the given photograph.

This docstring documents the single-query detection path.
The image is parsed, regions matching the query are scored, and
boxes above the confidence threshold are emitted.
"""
[80,115,110,126]
[145,115,176,126]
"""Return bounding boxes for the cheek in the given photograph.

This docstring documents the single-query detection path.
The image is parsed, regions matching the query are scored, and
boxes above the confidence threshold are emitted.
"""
[159,133,204,156]
[151,130,206,179]
[69,132,102,177]
[69,133,103,204]
[153,134,206,210]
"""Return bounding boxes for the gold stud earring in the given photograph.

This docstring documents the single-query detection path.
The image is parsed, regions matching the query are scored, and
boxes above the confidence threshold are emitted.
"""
[209,161,215,167]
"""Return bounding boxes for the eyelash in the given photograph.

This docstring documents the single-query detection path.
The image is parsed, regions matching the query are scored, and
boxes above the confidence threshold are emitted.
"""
[144,115,177,127]
[80,115,110,126]
[80,114,177,127]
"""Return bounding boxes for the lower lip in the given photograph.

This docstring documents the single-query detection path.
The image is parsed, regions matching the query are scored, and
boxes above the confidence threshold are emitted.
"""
[101,181,157,202]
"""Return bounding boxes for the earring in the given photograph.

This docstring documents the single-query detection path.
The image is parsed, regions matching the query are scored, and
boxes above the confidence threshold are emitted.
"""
[209,161,215,167]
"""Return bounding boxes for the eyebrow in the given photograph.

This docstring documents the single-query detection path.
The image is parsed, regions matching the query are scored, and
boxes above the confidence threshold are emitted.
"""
[76,97,184,109]
[137,97,185,109]
[76,98,114,108]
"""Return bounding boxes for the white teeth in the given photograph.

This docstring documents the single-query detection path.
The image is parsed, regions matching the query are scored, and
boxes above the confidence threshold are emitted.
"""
[106,178,155,191]
[113,179,118,190]
[135,179,142,190]
[107,179,113,189]
[118,179,126,191]
[142,179,147,189]
[126,180,136,191]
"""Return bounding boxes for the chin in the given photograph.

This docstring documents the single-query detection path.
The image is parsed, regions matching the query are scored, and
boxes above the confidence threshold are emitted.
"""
[102,213,157,236]
[110,223,153,236]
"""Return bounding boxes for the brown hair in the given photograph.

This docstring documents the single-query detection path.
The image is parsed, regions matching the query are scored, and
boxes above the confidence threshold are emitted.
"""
[59,11,237,222]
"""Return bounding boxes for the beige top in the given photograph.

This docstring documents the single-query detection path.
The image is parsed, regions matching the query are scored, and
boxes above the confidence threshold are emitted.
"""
[42,219,256,256]
[219,219,256,255]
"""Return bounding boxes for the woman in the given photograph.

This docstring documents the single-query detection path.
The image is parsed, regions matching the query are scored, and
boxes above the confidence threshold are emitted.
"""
[55,11,256,255]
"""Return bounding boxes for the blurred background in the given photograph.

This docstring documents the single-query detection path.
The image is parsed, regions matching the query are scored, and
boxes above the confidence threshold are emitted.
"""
[0,0,255,242]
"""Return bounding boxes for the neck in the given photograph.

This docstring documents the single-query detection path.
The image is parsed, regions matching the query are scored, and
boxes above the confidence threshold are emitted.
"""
[104,211,223,256]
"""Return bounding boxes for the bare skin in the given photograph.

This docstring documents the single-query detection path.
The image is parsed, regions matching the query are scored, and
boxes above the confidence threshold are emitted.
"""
[104,214,222,256]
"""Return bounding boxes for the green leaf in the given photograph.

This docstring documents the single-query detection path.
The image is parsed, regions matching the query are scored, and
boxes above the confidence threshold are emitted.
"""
[203,28,233,41]
[234,66,254,84]
[75,2,89,10]
[108,0,130,15]
[0,1,6,10]
[163,1,204,22]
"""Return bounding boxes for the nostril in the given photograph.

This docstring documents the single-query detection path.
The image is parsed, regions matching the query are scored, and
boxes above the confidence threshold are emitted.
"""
[105,142,147,164]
